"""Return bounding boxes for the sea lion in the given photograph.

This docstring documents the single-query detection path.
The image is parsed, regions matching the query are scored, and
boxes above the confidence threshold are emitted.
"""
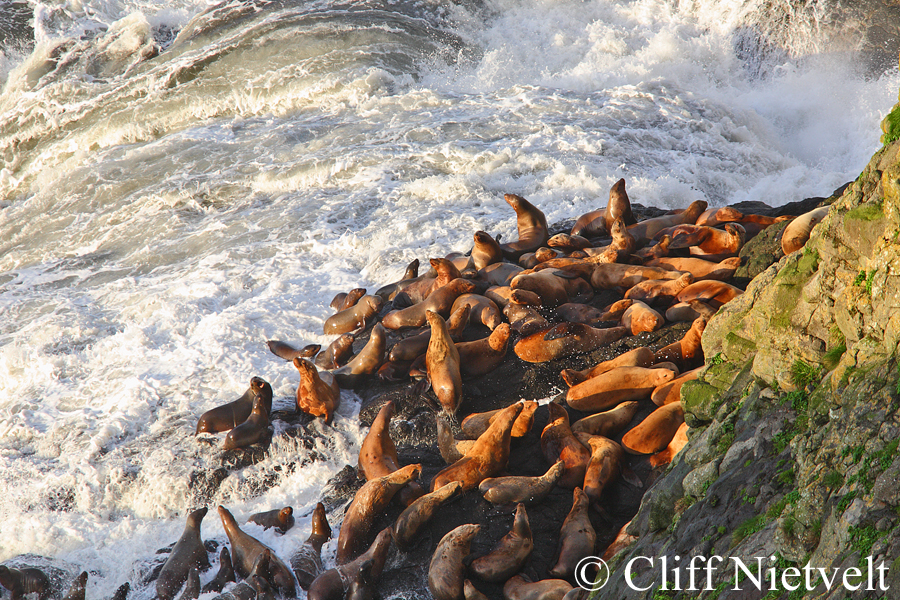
[554,303,606,325]
[459,400,537,440]
[695,206,745,227]
[446,251,473,274]
[248,507,294,534]
[455,323,511,378]
[336,463,422,564]
[600,217,637,257]
[464,580,491,600]
[665,300,718,322]
[345,557,377,600]
[534,247,560,263]
[307,528,391,600]
[781,205,829,254]
[382,279,477,329]
[112,583,129,600]
[603,178,636,231]
[651,367,701,406]
[201,548,235,593]
[623,272,694,307]
[387,305,469,363]
[500,194,550,260]
[503,575,573,600]
[571,401,640,436]
[635,234,672,260]
[314,333,356,370]
[626,199,708,244]
[156,507,211,600]
[565,365,675,412]
[470,503,533,582]
[509,288,543,307]
[596,298,634,322]
[571,208,607,238]
[428,524,481,600]
[652,316,707,371]
[646,256,741,282]
[649,421,690,468]
[0,567,50,600]
[504,303,550,336]
[425,310,464,417]
[622,401,685,455]
[333,323,387,381]
[666,223,746,258]
[578,434,624,505]
[399,258,462,304]
[478,460,565,505]
[483,286,515,308]
[218,506,296,596]
[290,502,332,590]
[294,358,341,423]
[675,281,742,309]
[560,347,655,387]
[514,322,628,364]
[358,401,425,506]
[600,521,638,561]
[436,414,465,464]
[374,258,420,301]
[334,288,366,312]
[176,568,200,600]
[391,481,463,551]
[548,487,596,578]
[472,231,504,270]
[62,572,87,600]
[590,263,684,290]
[431,403,524,492]
[196,377,273,434]
[451,294,502,330]
[477,263,524,287]
[620,300,665,335]
[223,393,270,450]
[548,233,593,252]
[509,270,570,307]
[212,551,272,600]
[266,341,321,362]
[541,403,591,489]
[323,295,382,335]
[518,252,540,270]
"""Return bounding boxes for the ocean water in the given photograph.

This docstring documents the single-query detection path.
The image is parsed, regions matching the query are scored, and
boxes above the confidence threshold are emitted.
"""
[0,0,897,596]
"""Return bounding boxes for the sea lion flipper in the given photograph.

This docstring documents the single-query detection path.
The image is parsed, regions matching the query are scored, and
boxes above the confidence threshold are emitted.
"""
[621,466,643,488]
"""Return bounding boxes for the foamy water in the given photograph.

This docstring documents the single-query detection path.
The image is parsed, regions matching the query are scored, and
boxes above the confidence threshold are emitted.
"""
[0,0,897,595]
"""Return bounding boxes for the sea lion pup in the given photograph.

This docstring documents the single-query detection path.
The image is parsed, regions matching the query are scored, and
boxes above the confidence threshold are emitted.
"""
[622,401,685,455]
[649,421,690,468]
[565,366,676,413]
[624,272,694,308]
[62,571,87,600]
[177,568,200,600]
[479,460,565,505]
[455,323,511,378]
[646,256,741,281]
[464,580,491,600]
[577,434,624,505]
[294,358,341,423]
[156,507,211,600]
[675,280,742,309]
[460,400,537,440]
[424,310,464,417]
[336,463,422,564]
[266,341,321,362]
[217,506,296,596]
[0,566,50,600]
[503,575,573,600]
[541,403,591,489]
[308,528,391,600]
[470,503,533,582]
[392,481,463,551]
[428,523,481,600]
[398,258,462,304]
[781,205,829,254]
[653,316,707,372]
[471,231,504,270]
[509,269,569,307]
[665,300,717,322]
[478,262,524,287]
[248,507,295,534]
[620,300,665,335]
[600,520,637,561]
[358,401,425,506]
[548,233,593,252]
[201,548,235,593]
[560,346,655,387]
[571,401,640,436]
[553,302,604,325]
[651,367,701,406]
[431,402,524,492]
[223,393,270,450]
[548,487,597,579]
[333,323,387,382]
[451,294,502,330]
[382,278,476,329]
[314,332,356,370]
[323,295,382,335]
[196,377,273,434]
[374,258,420,301]
[514,322,628,364]
[635,234,672,260]
[626,199,708,245]
[589,262,684,290]
[499,193,550,260]
[290,503,332,590]
[388,304,469,363]
[667,222,746,259]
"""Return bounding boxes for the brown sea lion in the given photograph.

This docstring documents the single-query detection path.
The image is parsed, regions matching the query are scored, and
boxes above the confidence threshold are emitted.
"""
[477,263,524,287]
[336,464,422,564]
[560,347,655,387]
[333,288,366,311]
[649,421,690,468]
[399,258,462,304]
[590,263,684,290]
[603,217,637,256]
[290,502,332,590]
[503,575,573,600]
[387,304,469,363]
[646,256,741,281]
[459,400,537,440]
[534,247,561,263]
[479,460,565,505]
[509,287,544,307]
[530,258,596,280]
[436,414,465,464]
[374,259,420,301]
[604,178,636,231]
[391,481,463,551]
[565,366,675,412]
[470,503,533,582]
[0,566,50,600]
[634,234,672,260]
[667,223,746,258]
[510,270,570,307]
[358,401,425,506]
[218,506,295,596]
[248,507,294,534]
[548,233,593,252]
[333,323,387,382]
[600,521,637,561]
[425,310,463,417]
[472,231,504,270]
[62,572,87,600]
[695,206,745,227]
[596,298,634,322]
[651,367,701,406]
[451,294,502,330]
[504,303,550,337]
[626,199,708,244]
[201,547,235,593]
[624,272,694,308]
[455,323,511,378]
[781,205,829,254]
[548,487,597,578]
[514,322,628,364]
[652,316,707,371]
[314,333,356,370]
[307,527,390,600]
[622,401,685,455]
[431,403,524,492]
[541,403,591,489]
[428,524,481,600]
[578,434,624,505]
[176,569,200,600]
[323,295,382,335]
[500,193,550,260]
[345,556,378,600]
[382,279,477,329]
[156,507,211,600]
[223,393,270,450]
[483,285,515,308]
[266,341,321,362]
[675,281,742,309]
[571,401,640,436]
[571,208,606,238]
[664,300,718,322]
[294,358,341,423]
[620,300,665,335]
[196,377,273,434]
[464,580,491,600]
[553,302,605,325]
